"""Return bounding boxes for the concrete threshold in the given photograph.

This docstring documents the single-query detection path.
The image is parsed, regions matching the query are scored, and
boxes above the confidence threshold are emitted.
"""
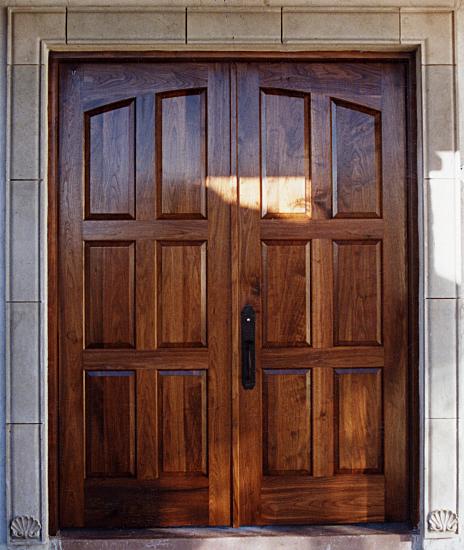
[53,524,417,549]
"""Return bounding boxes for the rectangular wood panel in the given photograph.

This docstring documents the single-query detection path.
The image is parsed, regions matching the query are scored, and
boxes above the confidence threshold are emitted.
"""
[261,90,310,218]
[331,99,381,218]
[262,241,311,346]
[85,242,135,348]
[263,369,311,474]
[157,89,207,219]
[335,368,383,473]
[85,99,135,219]
[333,240,382,345]
[157,242,207,347]
[85,371,136,477]
[159,371,207,474]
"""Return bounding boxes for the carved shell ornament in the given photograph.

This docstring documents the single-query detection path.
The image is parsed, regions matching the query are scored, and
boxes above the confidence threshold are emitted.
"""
[10,515,41,539]
[427,509,458,534]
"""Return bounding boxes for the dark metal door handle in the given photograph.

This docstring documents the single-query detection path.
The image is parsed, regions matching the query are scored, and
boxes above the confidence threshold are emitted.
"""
[241,305,256,390]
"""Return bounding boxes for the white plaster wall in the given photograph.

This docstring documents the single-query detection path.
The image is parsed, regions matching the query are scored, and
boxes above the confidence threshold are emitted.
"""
[1,2,463,549]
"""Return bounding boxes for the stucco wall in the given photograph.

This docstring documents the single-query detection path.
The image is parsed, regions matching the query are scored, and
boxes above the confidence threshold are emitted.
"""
[1,1,463,549]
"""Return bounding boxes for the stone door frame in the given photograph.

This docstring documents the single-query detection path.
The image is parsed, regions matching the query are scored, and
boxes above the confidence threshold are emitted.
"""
[3,4,463,549]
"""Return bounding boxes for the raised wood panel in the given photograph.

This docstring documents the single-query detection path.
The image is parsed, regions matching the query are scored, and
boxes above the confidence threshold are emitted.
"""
[85,371,136,478]
[159,371,207,475]
[157,242,207,347]
[85,242,135,348]
[263,369,311,474]
[331,100,381,218]
[157,90,207,219]
[262,241,311,346]
[333,240,382,346]
[261,90,310,218]
[335,368,383,474]
[85,100,135,220]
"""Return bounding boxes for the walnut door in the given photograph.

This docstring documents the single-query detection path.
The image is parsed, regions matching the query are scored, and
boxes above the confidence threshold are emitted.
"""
[233,62,409,524]
[58,62,231,527]
[58,59,411,528]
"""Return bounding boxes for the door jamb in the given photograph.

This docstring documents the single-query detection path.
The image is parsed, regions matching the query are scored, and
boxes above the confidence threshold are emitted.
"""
[48,50,419,534]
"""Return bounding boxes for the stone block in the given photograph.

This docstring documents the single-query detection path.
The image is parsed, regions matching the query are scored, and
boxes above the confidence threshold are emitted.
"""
[187,8,281,43]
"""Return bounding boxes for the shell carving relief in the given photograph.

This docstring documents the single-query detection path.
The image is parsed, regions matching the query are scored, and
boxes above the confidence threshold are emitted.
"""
[10,515,41,540]
[427,510,458,534]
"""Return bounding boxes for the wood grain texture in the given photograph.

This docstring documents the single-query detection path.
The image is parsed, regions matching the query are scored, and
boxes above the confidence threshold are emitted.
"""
[85,242,135,348]
[55,58,413,529]
[335,368,383,473]
[137,369,158,480]
[263,369,311,474]
[58,62,231,528]
[311,239,333,349]
[135,92,156,221]
[206,63,232,525]
[235,61,409,526]
[262,346,383,369]
[381,63,409,521]
[235,63,263,525]
[333,240,382,346]
[135,240,157,350]
[261,218,383,240]
[59,64,85,526]
[157,241,207,347]
[260,475,384,524]
[159,371,207,475]
[83,220,208,241]
[85,481,208,527]
[85,371,136,477]
[157,89,207,219]
[332,100,381,218]
[262,241,311,346]
[261,90,310,218]
[85,99,135,220]
[83,349,209,370]
[312,367,334,477]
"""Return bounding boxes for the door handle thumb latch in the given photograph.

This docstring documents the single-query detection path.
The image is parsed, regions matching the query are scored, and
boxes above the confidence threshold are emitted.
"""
[241,305,256,390]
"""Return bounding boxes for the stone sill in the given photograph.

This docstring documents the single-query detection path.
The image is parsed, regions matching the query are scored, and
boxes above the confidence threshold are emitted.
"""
[52,524,417,549]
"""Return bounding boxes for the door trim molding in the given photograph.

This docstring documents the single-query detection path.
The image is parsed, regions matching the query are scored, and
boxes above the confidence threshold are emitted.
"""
[47,50,418,533]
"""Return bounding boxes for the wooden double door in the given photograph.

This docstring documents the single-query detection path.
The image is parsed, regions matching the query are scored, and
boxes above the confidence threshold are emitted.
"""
[58,59,410,528]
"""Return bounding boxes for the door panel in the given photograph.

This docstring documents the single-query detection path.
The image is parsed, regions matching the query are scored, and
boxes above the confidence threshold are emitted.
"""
[58,59,410,528]
[85,99,135,220]
[59,62,231,527]
[234,62,408,525]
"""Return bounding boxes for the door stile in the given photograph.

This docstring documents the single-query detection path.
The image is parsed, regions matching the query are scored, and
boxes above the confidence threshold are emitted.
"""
[207,62,233,525]
[59,64,85,526]
[234,63,263,526]
[381,63,409,520]
[230,62,241,528]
